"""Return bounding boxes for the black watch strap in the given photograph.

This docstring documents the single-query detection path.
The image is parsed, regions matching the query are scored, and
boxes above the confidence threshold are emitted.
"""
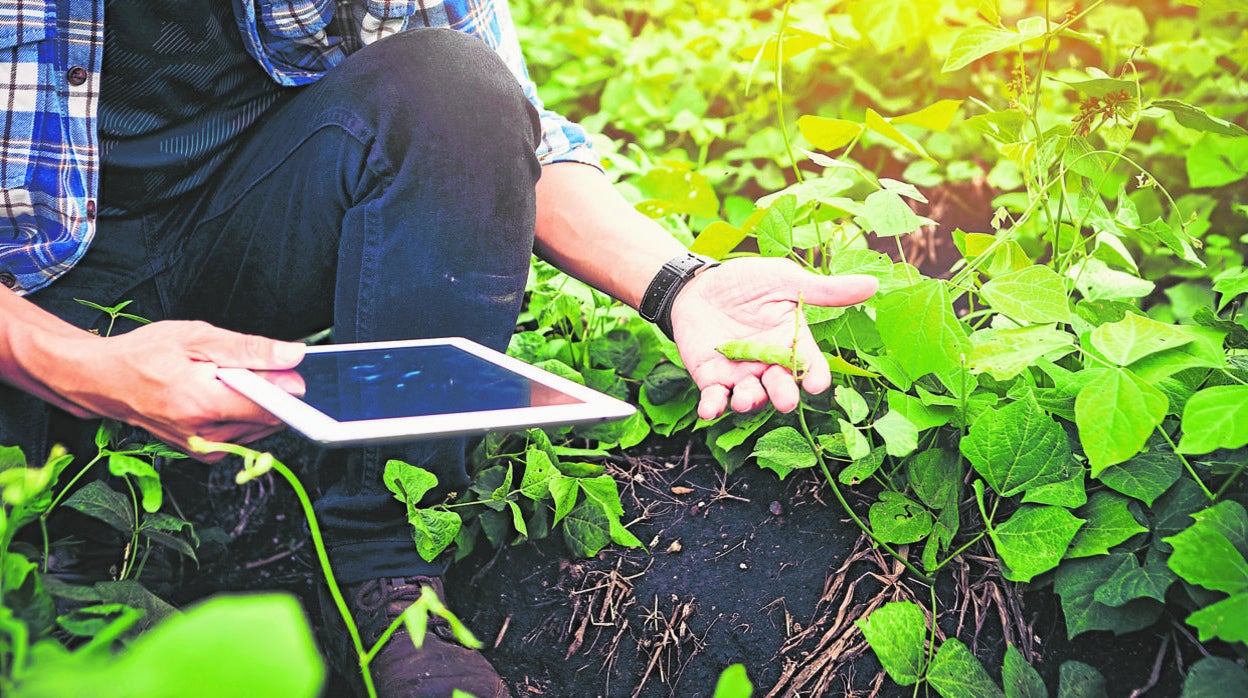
[639,252,720,339]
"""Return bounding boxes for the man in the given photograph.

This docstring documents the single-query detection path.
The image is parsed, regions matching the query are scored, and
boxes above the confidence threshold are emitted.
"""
[0,1,877,696]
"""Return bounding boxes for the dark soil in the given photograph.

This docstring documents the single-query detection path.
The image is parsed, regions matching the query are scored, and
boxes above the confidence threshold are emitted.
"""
[142,430,1212,698]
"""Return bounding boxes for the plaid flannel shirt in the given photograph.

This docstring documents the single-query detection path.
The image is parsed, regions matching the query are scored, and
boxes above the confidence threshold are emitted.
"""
[0,0,597,296]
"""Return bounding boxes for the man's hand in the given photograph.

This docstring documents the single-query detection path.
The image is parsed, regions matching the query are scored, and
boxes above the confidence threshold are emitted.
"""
[44,321,306,460]
[668,258,878,420]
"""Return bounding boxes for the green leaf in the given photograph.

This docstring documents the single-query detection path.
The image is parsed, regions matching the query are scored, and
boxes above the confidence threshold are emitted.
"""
[755,195,798,257]
[1164,501,1248,594]
[876,280,971,380]
[980,265,1072,324]
[872,410,918,458]
[856,601,928,686]
[1213,267,1248,313]
[549,475,579,527]
[1075,369,1168,476]
[15,594,324,698]
[864,109,933,162]
[713,664,754,698]
[839,419,871,462]
[860,189,930,237]
[1066,491,1147,558]
[751,427,816,480]
[943,19,1047,72]
[968,325,1076,380]
[869,492,933,545]
[520,449,558,501]
[892,100,964,132]
[991,505,1084,582]
[1093,550,1175,607]
[1088,313,1200,366]
[960,396,1073,498]
[562,499,613,558]
[409,508,462,562]
[1003,644,1047,698]
[384,460,439,505]
[834,385,869,424]
[1177,385,1248,454]
[927,638,1006,698]
[1182,595,1248,644]
[1055,555,1163,638]
[837,446,886,486]
[1058,661,1108,698]
[1151,99,1248,137]
[636,163,719,218]
[798,116,863,151]
[849,0,938,53]
[63,481,135,535]
[1182,657,1248,698]
[107,453,162,514]
[1097,448,1182,506]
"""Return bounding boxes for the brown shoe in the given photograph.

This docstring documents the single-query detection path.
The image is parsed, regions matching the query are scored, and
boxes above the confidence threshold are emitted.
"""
[321,575,509,698]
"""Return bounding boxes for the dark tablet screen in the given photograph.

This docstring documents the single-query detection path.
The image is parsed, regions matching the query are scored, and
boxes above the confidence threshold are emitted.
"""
[295,344,583,422]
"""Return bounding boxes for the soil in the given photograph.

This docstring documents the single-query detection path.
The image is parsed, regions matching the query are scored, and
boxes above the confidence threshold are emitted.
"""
[146,430,1215,698]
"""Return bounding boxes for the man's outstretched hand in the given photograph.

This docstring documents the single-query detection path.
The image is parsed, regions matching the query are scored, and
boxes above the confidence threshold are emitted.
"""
[668,258,878,420]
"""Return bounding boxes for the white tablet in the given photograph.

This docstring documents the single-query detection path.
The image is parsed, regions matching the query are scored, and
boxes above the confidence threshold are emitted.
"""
[217,337,636,446]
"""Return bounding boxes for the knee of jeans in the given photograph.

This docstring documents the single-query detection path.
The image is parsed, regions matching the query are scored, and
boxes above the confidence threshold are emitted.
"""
[332,28,541,158]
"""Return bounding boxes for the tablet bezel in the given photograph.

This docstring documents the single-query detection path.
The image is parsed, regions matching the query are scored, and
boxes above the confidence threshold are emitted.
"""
[217,337,637,446]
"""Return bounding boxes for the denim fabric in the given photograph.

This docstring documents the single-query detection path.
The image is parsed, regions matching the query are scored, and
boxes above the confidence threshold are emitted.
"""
[1,28,542,582]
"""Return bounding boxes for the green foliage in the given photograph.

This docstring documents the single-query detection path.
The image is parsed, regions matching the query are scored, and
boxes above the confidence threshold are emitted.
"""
[509,0,1248,691]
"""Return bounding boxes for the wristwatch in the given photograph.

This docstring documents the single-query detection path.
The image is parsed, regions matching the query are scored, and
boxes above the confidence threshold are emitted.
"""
[638,252,720,339]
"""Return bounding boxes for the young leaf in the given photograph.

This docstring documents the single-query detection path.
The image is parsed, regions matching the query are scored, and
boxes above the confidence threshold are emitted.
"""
[943,20,1046,72]
[959,396,1073,497]
[1088,313,1201,366]
[979,265,1072,325]
[875,280,971,380]
[1164,501,1248,595]
[1176,385,1248,454]
[991,505,1085,583]
[834,385,869,424]
[1151,99,1248,137]
[1075,369,1167,476]
[520,448,558,501]
[1096,448,1182,506]
[750,427,816,480]
[797,115,863,151]
[713,664,753,698]
[968,325,1076,380]
[872,410,918,458]
[856,601,928,686]
[860,189,931,237]
[1065,491,1148,558]
[384,460,439,505]
[107,453,162,513]
[891,100,964,132]
[927,638,1006,698]
[1094,551,1176,607]
[409,508,462,562]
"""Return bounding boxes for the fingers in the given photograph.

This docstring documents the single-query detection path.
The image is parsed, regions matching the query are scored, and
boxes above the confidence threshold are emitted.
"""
[796,272,879,308]
[181,321,306,370]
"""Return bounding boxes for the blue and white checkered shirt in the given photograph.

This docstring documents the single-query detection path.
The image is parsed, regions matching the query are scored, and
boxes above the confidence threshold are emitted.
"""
[0,0,597,295]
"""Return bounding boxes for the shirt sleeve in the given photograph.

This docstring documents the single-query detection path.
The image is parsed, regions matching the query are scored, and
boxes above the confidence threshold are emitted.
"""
[436,0,601,170]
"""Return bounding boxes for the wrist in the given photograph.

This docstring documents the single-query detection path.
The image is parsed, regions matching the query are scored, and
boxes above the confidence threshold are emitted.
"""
[638,252,720,339]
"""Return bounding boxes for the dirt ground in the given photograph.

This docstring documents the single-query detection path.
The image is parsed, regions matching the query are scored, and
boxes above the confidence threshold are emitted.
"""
[142,427,1216,698]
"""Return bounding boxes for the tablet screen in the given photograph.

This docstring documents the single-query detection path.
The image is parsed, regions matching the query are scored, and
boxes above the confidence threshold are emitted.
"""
[218,337,634,446]
[296,344,583,422]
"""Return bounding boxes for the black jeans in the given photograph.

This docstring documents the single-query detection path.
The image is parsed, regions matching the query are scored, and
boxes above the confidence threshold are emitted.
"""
[0,29,541,581]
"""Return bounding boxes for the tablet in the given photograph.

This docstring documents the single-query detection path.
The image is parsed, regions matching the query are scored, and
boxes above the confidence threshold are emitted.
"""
[217,337,636,446]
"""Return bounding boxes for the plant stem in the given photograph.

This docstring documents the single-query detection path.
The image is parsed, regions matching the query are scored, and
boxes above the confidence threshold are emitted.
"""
[267,459,378,698]
[796,404,934,583]
[1159,428,1216,501]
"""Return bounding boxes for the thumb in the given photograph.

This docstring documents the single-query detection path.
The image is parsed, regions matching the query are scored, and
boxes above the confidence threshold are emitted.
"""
[792,272,879,308]
[184,323,306,370]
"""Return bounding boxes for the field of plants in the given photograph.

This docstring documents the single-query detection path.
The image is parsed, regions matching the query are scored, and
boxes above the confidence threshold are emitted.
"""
[2,0,1247,696]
